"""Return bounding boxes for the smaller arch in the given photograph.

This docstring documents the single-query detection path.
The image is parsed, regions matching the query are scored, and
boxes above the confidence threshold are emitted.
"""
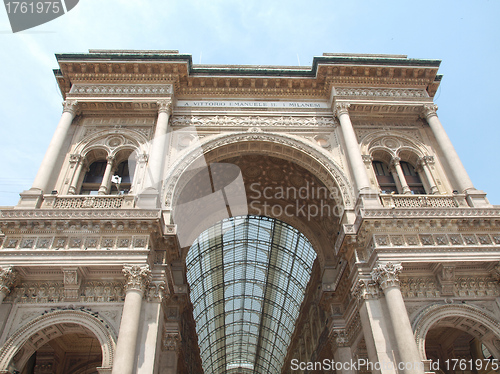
[0,309,117,371]
[412,303,500,361]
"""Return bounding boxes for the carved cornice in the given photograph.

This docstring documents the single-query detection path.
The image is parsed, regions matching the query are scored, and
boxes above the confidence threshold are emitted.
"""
[170,115,337,128]
[69,84,173,97]
[422,104,438,119]
[371,262,402,289]
[122,264,152,294]
[0,266,17,296]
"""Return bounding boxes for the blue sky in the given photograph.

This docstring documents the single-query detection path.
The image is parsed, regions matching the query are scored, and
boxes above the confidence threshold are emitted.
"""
[0,0,499,206]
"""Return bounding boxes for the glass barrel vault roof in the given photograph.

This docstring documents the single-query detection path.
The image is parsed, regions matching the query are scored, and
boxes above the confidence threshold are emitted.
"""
[186,215,317,374]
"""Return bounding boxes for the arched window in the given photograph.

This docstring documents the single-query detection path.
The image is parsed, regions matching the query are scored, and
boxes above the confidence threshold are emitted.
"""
[81,160,106,195]
[400,161,426,194]
[372,161,398,194]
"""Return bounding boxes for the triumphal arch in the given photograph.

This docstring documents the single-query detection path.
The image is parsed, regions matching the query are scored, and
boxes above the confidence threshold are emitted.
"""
[0,50,499,374]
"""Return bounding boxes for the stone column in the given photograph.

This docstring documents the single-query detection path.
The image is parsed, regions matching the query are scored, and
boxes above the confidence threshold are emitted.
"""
[372,263,424,374]
[0,266,17,304]
[68,155,85,195]
[417,156,438,194]
[32,100,79,193]
[146,100,172,190]
[98,156,115,195]
[112,265,152,374]
[356,279,397,374]
[422,104,474,193]
[330,330,354,374]
[335,103,371,193]
[391,157,411,194]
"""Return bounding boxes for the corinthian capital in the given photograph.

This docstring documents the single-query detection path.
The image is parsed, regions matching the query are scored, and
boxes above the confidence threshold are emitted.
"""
[371,262,402,290]
[422,104,438,119]
[157,100,173,115]
[353,278,380,301]
[123,264,152,293]
[0,266,17,296]
[62,100,79,115]
[334,102,351,117]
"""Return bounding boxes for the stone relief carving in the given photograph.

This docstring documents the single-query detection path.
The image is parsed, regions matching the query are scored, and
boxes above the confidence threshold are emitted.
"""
[333,87,428,98]
[69,84,173,96]
[170,115,337,128]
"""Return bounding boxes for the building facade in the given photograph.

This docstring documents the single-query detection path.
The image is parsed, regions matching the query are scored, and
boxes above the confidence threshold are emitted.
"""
[0,50,499,374]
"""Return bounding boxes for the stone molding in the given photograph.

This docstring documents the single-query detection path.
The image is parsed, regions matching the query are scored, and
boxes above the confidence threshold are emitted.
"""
[69,84,173,96]
[122,264,152,294]
[170,115,337,128]
[371,262,402,289]
[0,266,16,296]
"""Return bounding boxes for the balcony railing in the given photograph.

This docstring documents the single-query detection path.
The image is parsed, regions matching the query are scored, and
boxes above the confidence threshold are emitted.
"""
[43,195,135,209]
[380,194,467,208]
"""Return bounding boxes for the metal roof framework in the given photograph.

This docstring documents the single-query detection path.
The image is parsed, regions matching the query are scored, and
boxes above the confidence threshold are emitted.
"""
[186,215,317,374]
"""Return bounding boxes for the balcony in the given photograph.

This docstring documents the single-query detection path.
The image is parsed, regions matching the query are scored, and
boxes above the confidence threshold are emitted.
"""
[380,194,468,208]
[42,194,135,209]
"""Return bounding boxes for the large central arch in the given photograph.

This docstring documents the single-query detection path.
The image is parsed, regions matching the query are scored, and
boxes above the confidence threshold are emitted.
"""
[164,130,353,266]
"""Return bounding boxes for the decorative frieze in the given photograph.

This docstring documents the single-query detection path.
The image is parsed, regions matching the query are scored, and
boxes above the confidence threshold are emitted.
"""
[170,115,337,128]
[455,277,499,297]
[400,278,440,298]
[69,84,173,96]
[333,87,428,99]
[0,234,149,250]
[122,264,152,294]
[371,233,500,249]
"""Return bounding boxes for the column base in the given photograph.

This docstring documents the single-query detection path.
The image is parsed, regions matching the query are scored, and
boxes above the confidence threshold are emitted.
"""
[97,368,113,374]
[16,188,44,209]
[136,187,161,209]
[356,189,382,211]
[465,189,491,208]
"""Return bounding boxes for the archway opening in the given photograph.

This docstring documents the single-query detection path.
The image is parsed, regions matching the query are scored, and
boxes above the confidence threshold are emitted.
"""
[16,324,102,374]
[425,326,498,374]
[186,215,317,373]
